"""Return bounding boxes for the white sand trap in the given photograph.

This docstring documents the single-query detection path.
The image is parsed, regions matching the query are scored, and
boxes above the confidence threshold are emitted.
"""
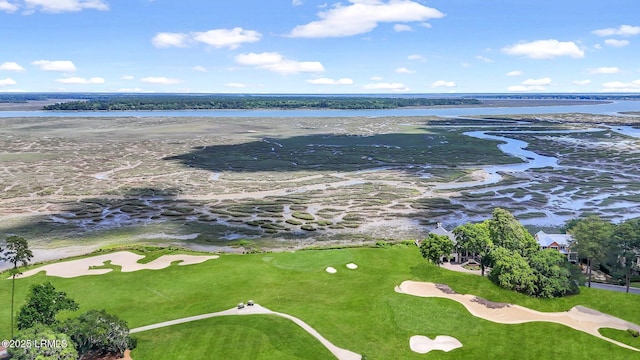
[130,303,361,360]
[396,280,640,352]
[326,267,337,273]
[410,335,462,353]
[15,251,219,279]
[346,263,358,269]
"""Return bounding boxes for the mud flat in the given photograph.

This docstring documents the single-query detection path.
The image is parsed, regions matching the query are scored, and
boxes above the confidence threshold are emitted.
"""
[1,114,639,257]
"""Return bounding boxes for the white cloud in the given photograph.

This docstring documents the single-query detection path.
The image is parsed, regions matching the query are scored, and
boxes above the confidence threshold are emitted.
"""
[32,60,76,72]
[0,78,17,86]
[0,0,18,13]
[407,54,424,61]
[370,76,383,81]
[292,0,303,5]
[140,77,182,85]
[56,77,105,84]
[393,24,413,32]
[226,82,247,88]
[460,62,471,68]
[573,80,591,86]
[431,80,456,88]
[475,55,494,63]
[506,70,523,77]
[121,75,135,80]
[604,39,629,48]
[502,39,584,59]
[593,25,640,37]
[601,80,640,92]
[395,67,415,74]
[288,0,444,38]
[522,78,552,86]
[192,27,261,49]
[23,0,109,13]
[508,77,552,91]
[307,77,353,85]
[363,82,409,91]
[593,44,602,50]
[152,32,189,48]
[152,28,261,50]
[192,66,207,72]
[590,67,620,74]
[0,61,25,72]
[235,52,324,74]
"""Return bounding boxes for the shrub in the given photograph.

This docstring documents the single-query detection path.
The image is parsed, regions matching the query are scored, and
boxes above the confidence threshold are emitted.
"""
[292,212,315,221]
[627,328,640,337]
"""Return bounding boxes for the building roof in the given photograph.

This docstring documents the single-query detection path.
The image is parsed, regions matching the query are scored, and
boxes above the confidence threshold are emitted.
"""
[430,223,456,242]
[535,230,573,248]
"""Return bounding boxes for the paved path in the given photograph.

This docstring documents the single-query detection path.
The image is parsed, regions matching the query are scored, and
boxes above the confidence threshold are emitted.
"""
[587,282,640,295]
[130,304,361,360]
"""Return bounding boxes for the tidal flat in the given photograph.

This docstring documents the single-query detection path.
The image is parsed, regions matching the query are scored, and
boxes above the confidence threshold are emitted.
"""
[1,114,639,260]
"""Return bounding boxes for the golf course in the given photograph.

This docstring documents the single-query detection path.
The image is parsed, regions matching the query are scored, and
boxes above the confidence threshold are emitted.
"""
[2,245,639,359]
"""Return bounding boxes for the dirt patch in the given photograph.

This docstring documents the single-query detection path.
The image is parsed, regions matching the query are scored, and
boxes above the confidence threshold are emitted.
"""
[435,283,458,294]
[470,296,510,309]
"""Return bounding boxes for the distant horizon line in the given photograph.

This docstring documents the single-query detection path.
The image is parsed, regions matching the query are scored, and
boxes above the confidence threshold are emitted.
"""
[2,92,640,97]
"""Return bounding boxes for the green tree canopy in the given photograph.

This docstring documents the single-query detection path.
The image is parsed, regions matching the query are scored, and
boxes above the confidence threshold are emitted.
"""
[566,215,614,287]
[420,233,455,266]
[488,208,539,258]
[453,220,493,276]
[17,282,79,330]
[58,309,135,358]
[608,218,640,292]
[529,249,580,298]
[488,247,537,296]
[8,324,78,360]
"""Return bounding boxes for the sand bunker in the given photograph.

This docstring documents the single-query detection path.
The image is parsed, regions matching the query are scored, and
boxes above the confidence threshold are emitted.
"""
[410,335,462,353]
[326,267,337,274]
[15,251,219,279]
[346,263,358,269]
[130,303,361,360]
[396,280,640,352]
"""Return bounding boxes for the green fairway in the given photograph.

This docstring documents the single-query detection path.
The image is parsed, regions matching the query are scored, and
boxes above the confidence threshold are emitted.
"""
[1,245,639,359]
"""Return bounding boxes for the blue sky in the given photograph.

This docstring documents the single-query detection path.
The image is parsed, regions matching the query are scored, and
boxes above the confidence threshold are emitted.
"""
[1,0,639,93]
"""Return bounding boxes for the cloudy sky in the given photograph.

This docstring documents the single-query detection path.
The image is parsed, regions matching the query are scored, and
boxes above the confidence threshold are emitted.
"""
[1,0,639,93]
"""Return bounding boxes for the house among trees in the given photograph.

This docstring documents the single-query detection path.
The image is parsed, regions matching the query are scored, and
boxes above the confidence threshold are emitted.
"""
[421,223,476,263]
[535,230,578,263]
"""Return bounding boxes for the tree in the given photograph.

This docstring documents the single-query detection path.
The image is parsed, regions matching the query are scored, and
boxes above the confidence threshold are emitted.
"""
[487,208,539,258]
[567,216,614,287]
[17,282,79,330]
[420,233,455,266]
[59,309,135,359]
[609,219,640,293]
[1,235,33,338]
[488,247,537,296]
[8,324,78,360]
[529,249,579,298]
[453,220,493,276]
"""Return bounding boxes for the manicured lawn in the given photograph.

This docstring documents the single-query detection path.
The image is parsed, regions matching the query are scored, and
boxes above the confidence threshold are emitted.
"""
[1,245,639,359]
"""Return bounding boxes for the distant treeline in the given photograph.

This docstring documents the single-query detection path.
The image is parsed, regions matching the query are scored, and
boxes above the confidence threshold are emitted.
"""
[42,96,482,111]
[474,94,640,101]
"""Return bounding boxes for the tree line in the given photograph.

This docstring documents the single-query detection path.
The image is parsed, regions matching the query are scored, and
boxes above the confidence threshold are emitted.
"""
[421,208,581,298]
[42,95,482,111]
[421,209,640,297]
[566,216,640,292]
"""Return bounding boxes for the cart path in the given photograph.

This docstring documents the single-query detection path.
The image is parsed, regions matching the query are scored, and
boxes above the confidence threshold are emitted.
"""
[130,304,361,360]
